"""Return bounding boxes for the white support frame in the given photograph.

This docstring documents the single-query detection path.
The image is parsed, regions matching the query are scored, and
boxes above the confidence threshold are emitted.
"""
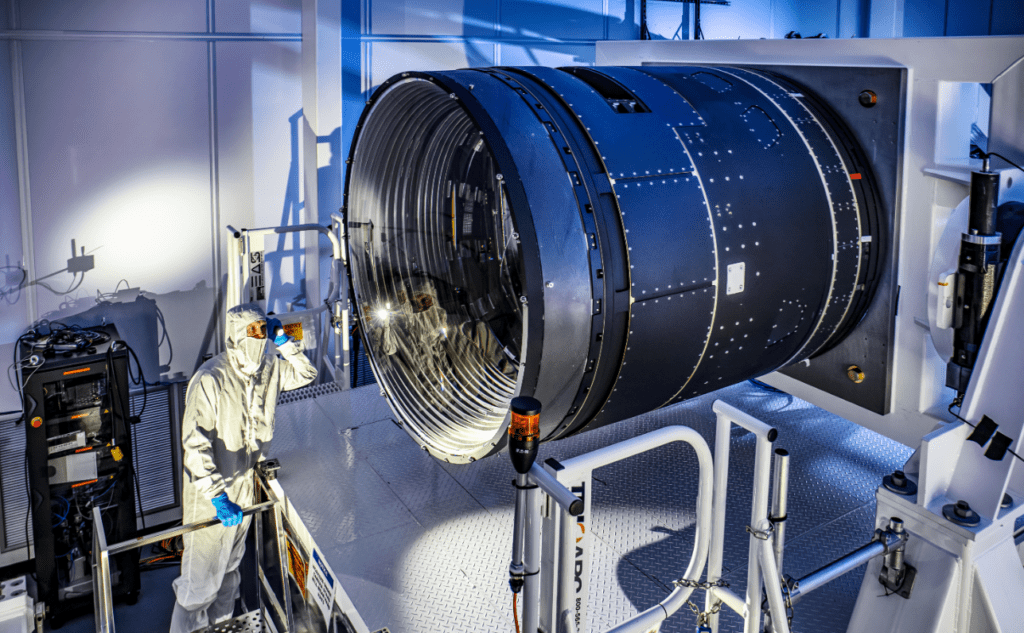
[524,401,793,633]
[224,221,349,388]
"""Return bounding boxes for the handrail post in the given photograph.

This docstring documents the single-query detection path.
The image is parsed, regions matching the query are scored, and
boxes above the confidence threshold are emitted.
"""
[92,506,114,633]
[710,400,778,633]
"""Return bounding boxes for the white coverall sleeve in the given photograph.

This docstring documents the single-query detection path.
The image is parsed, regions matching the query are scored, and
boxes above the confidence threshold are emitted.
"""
[277,340,318,391]
[181,375,227,500]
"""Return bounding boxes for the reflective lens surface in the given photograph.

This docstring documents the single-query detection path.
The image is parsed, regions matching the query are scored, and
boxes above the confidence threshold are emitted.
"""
[347,78,523,457]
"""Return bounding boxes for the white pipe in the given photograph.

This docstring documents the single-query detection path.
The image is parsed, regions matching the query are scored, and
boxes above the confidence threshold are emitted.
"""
[557,486,577,633]
[757,525,791,633]
[707,411,732,633]
[331,211,349,265]
[595,426,714,633]
[711,400,777,633]
[771,449,790,575]
[708,586,747,618]
[524,485,542,633]
[559,607,577,633]
[225,226,241,310]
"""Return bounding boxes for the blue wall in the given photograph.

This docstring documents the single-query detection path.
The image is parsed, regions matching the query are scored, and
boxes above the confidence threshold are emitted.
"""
[339,0,641,184]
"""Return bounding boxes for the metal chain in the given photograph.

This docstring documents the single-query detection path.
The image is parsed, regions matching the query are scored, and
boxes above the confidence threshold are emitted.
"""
[746,522,775,540]
[673,578,731,590]
[685,599,723,626]
[678,579,728,627]
[761,577,797,631]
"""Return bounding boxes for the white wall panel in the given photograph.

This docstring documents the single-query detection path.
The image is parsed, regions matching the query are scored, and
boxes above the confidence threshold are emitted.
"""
[0,42,30,343]
[789,1,840,38]
[693,2,774,39]
[992,0,1024,36]
[501,0,605,40]
[216,41,306,316]
[18,39,214,378]
[370,0,495,37]
[646,1,689,40]
[497,43,594,66]
[17,0,208,32]
[946,0,992,36]
[607,0,639,39]
[903,0,946,36]
[217,0,302,33]
[368,41,472,87]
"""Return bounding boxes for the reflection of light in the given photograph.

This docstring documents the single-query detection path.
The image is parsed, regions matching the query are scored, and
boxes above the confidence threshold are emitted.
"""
[375,303,392,323]
[42,162,209,304]
[440,327,447,338]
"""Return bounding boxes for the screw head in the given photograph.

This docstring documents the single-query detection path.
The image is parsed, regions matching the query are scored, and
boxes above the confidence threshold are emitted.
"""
[858,90,878,108]
[942,500,981,526]
[847,365,865,383]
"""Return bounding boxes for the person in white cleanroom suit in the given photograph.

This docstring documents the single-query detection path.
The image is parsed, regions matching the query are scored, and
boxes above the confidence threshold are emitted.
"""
[169,303,316,633]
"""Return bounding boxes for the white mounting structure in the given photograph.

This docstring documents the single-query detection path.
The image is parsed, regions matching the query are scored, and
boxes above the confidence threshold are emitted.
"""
[847,213,1024,633]
[596,37,1024,632]
[224,213,350,388]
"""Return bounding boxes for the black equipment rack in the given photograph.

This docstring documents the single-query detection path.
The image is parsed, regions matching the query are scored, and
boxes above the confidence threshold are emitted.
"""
[20,324,140,624]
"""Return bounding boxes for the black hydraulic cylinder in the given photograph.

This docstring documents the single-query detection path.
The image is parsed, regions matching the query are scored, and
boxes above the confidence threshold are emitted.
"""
[969,170,1000,236]
[947,170,1003,396]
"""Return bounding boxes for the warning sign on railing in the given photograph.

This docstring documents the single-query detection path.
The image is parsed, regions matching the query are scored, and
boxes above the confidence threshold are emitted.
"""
[307,548,335,624]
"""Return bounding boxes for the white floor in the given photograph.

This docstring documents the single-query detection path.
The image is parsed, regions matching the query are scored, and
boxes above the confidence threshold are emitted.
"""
[270,381,912,633]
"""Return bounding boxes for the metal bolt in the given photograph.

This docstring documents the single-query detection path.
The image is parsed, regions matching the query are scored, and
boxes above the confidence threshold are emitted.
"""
[858,90,878,108]
[954,500,972,518]
[546,282,554,288]
[847,365,865,383]
[520,296,528,304]
[1002,493,1013,508]
[891,470,907,488]
[888,517,904,533]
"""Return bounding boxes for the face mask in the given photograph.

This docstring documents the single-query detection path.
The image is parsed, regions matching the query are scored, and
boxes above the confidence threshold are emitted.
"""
[238,336,267,369]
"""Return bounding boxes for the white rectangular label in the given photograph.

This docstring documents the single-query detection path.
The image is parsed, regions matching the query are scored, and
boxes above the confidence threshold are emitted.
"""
[307,548,335,625]
[727,262,745,295]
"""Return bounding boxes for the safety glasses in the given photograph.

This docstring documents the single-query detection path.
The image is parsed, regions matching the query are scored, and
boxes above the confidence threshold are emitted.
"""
[245,320,268,339]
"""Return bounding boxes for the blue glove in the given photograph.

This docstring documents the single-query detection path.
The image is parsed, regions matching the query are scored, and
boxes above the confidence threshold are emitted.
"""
[267,318,289,346]
[211,492,243,526]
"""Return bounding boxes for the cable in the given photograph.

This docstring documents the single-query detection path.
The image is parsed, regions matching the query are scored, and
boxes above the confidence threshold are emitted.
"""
[694,0,703,40]
[123,342,150,533]
[986,151,1024,173]
[124,342,147,418]
[947,401,1024,465]
[51,496,70,527]
[91,478,119,503]
[513,593,521,633]
[106,346,146,531]
[639,0,650,40]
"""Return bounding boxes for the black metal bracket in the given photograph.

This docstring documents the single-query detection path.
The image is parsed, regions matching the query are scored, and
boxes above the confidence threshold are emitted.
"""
[879,562,916,599]
[258,458,281,481]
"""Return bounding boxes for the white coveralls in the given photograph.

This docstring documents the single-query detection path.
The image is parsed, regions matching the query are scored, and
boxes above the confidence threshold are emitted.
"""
[170,304,316,633]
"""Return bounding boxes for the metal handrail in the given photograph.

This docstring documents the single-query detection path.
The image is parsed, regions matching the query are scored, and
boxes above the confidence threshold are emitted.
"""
[93,468,280,632]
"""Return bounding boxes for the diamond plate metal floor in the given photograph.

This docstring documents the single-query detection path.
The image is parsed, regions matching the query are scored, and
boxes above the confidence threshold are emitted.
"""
[269,382,912,633]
